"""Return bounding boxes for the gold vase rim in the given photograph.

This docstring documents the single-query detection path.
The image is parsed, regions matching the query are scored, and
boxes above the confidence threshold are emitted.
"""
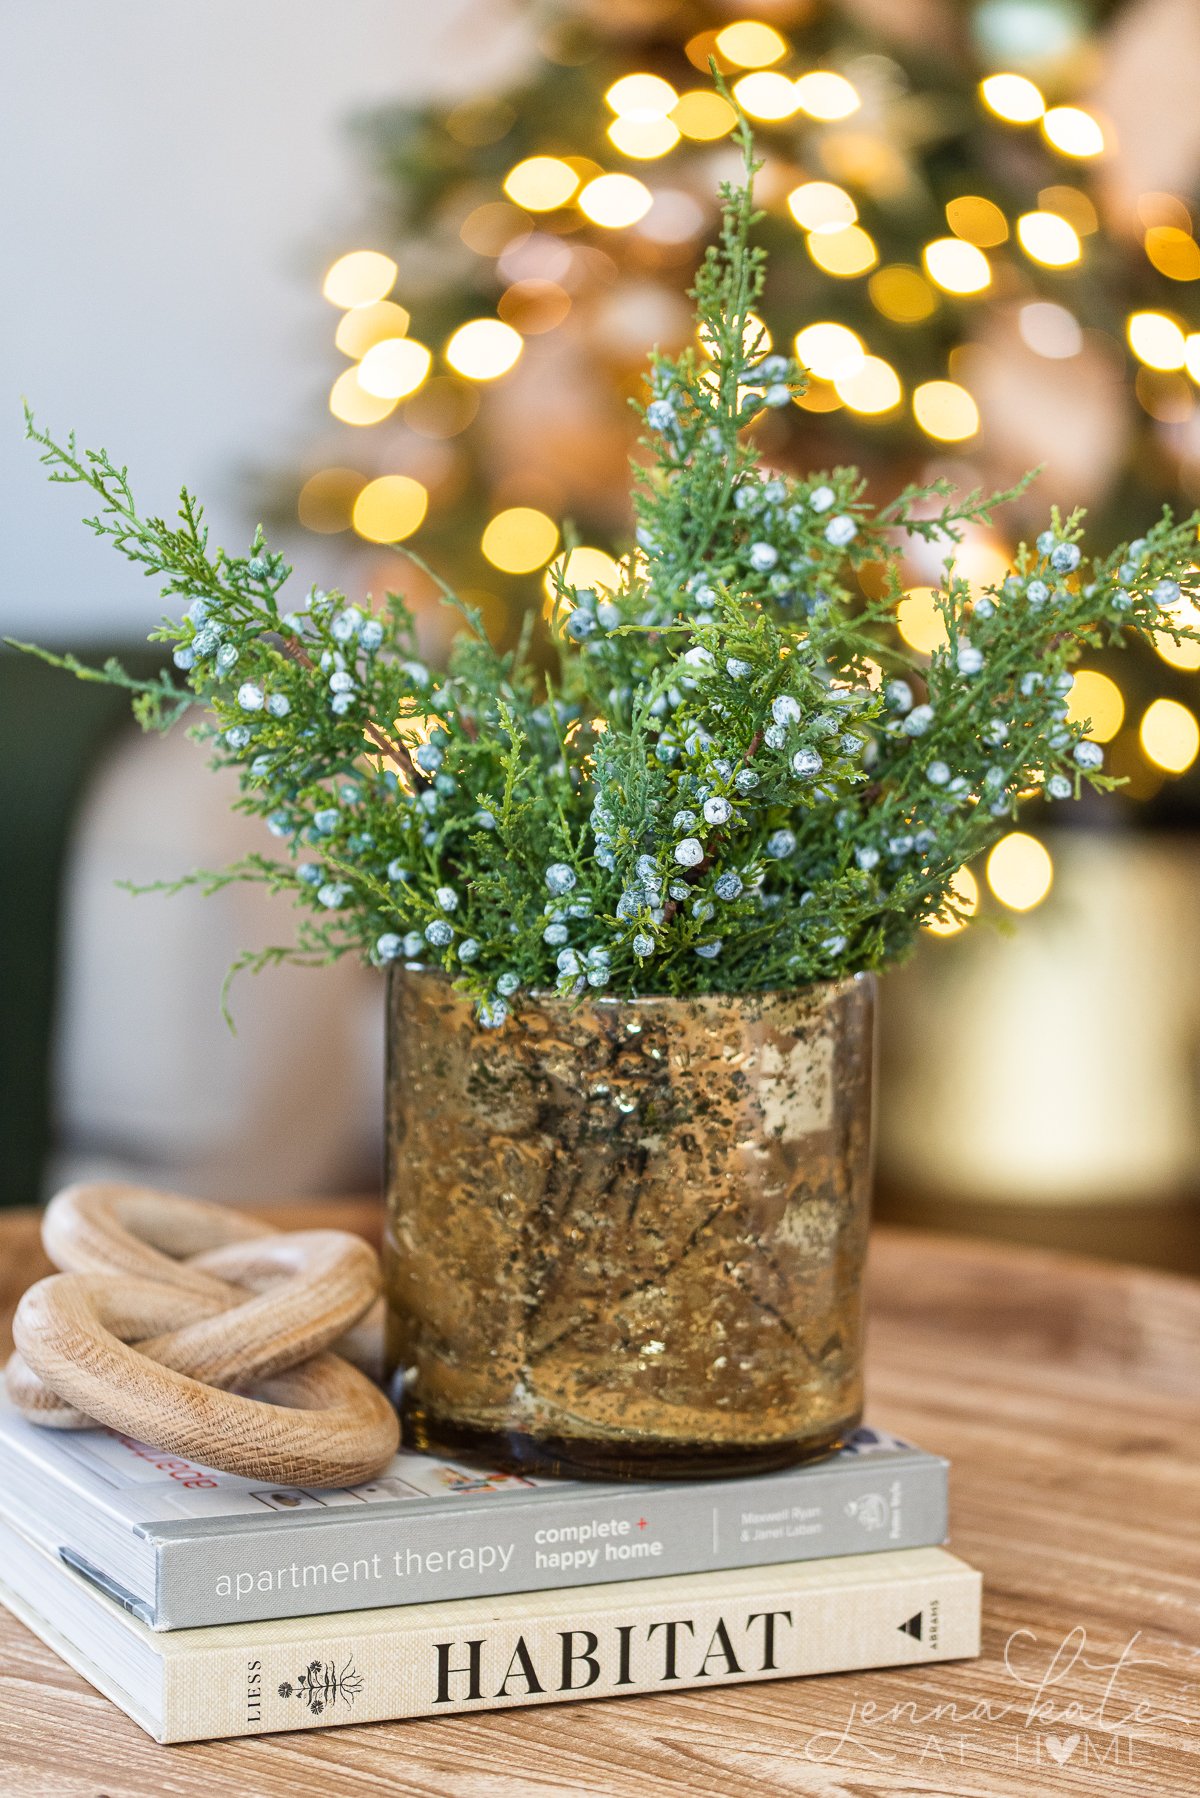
[390,964,874,1012]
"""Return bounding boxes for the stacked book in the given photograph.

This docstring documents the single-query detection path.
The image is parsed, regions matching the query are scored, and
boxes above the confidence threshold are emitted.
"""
[0,1396,980,1742]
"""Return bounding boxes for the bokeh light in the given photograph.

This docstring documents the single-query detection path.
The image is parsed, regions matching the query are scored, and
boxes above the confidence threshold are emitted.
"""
[461,201,530,258]
[503,156,579,211]
[734,72,800,120]
[404,376,480,440]
[334,300,411,360]
[913,380,980,440]
[445,319,523,380]
[1019,302,1083,359]
[980,73,1044,123]
[357,337,432,399]
[545,545,622,611]
[836,356,902,414]
[1144,226,1200,282]
[608,115,681,158]
[794,322,864,381]
[605,74,677,118]
[1040,184,1098,237]
[1127,311,1187,371]
[297,467,364,534]
[323,250,397,308]
[715,20,788,67]
[671,90,737,140]
[701,311,772,359]
[1140,698,1200,772]
[945,195,1008,247]
[869,265,937,322]
[986,833,1054,911]
[807,224,877,277]
[1138,191,1192,232]
[1136,368,1193,422]
[578,173,653,227]
[788,182,857,232]
[1016,212,1081,267]
[793,377,842,413]
[329,368,399,426]
[639,189,707,245]
[923,237,991,294]
[896,586,949,654]
[1065,669,1125,742]
[792,72,860,120]
[481,506,560,574]
[1152,590,1200,670]
[497,279,571,335]
[924,866,980,937]
[1042,106,1105,157]
[352,475,428,543]
[1154,634,1200,672]
[957,538,1012,590]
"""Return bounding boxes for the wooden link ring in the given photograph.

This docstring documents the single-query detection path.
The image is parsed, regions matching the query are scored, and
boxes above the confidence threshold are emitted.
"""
[4,1184,399,1486]
[46,1181,387,1380]
[6,1183,385,1427]
[12,1275,398,1488]
[40,1182,275,1290]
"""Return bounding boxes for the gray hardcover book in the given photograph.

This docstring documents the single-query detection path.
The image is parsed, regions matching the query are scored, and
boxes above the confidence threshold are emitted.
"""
[0,1395,947,1629]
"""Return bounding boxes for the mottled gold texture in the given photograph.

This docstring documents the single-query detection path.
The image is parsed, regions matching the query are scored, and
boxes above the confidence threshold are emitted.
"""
[385,970,875,1479]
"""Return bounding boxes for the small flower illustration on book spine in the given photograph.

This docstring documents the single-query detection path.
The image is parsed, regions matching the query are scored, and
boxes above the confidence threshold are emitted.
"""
[278,1655,365,1715]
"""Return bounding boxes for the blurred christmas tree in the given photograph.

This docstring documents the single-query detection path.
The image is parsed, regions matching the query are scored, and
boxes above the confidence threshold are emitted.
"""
[277,0,1200,836]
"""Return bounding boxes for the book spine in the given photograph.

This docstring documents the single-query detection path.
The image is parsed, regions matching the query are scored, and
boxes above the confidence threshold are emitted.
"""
[156,1456,948,1628]
[162,1561,981,1743]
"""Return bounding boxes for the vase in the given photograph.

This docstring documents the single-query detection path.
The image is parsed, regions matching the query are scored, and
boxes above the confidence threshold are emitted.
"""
[384,967,875,1480]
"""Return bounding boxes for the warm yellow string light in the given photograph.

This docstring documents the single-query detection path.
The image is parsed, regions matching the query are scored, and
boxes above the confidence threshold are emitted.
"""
[322,251,397,308]
[1128,311,1187,370]
[352,475,428,543]
[807,225,877,277]
[1140,698,1200,772]
[912,380,979,441]
[481,507,560,574]
[1065,670,1125,742]
[794,322,864,381]
[578,173,653,228]
[986,833,1054,911]
[503,157,579,211]
[980,73,1044,123]
[1042,106,1105,158]
[1016,212,1082,267]
[715,21,787,68]
[444,319,523,380]
[924,865,980,937]
[923,238,992,295]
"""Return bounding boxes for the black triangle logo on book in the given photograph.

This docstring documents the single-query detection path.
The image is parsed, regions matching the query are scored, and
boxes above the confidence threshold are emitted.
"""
[898,1610,924,1641]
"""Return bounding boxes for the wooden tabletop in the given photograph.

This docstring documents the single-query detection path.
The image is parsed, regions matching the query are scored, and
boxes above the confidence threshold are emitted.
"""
[0,1203,1197,1797]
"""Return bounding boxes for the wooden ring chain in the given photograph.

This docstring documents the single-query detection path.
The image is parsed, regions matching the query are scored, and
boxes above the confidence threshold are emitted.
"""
[4,1184,399,1487]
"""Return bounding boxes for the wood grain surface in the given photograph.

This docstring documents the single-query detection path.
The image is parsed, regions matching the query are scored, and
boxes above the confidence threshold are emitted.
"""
[0,1200,1196,1798]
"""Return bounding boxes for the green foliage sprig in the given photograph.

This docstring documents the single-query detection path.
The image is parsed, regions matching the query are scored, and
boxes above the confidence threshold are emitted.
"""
[17,118,1200,1027]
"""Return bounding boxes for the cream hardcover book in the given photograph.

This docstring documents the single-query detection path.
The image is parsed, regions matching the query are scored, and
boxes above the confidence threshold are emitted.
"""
[0,1502,980,1744]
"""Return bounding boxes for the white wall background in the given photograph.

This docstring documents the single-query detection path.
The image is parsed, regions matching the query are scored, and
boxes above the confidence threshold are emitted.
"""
[0,0,524,641]
[0,0,529,1202]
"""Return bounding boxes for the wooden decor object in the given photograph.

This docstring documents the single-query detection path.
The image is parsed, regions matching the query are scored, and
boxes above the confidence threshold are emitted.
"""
[3,1185,399,1486]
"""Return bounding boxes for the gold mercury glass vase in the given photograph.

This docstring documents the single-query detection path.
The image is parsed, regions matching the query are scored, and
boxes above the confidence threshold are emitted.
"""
[384,966,876,1479]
